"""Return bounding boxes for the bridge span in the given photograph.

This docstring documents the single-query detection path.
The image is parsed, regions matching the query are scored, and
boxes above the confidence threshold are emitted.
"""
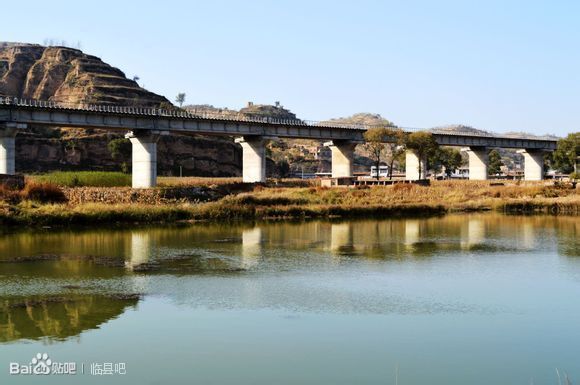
[0,97,557,187]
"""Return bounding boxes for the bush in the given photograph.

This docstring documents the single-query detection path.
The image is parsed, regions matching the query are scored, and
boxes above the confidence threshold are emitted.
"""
[31,171,131,187]
[21,182,67,203]
[0,184,22,204]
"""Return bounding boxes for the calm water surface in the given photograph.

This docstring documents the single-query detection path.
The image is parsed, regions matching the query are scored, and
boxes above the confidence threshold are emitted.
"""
[0,214,578,384]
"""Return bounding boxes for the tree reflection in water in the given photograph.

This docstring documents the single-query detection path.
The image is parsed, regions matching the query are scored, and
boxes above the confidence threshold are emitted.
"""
[0,294,139,343]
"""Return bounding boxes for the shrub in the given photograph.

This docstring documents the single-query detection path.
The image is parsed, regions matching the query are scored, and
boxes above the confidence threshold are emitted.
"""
[0,184,22,204]
[21,182,68,203]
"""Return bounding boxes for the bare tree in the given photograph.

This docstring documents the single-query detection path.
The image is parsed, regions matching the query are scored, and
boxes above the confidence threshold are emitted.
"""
[175,93,186,107]
[363,127,404,179]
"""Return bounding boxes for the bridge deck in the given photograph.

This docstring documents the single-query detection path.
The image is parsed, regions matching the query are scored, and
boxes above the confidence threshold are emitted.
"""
[0,97,557,150]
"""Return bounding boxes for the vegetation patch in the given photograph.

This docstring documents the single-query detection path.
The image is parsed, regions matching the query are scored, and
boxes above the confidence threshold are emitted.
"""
[30,171,132,187]
[0,180,577,227]
[21,182,68,203]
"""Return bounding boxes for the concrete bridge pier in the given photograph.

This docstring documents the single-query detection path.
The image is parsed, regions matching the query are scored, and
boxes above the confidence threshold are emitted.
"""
[462,147,488,180]
[330,222,354,253]
[235,136,267,183]
[405,150,426,180]
[517,149,545,181]
[324,140,357,178]
[241,227,263,269]
[127,231,152,270]
[126,130,166,188]
[0,123,25,175]
[404,219,421,249]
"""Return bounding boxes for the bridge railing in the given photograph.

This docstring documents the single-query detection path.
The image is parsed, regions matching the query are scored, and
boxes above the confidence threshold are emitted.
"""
[0,96,557,141]
[0,96,373,130]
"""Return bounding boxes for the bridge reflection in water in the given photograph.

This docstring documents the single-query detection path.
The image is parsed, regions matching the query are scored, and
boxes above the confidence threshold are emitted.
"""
[241,227,263,269]
[1,214,578,343]
[0,215,577,267]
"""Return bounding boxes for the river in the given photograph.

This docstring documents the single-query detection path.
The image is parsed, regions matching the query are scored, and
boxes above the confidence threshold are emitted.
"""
[1,214,578,384]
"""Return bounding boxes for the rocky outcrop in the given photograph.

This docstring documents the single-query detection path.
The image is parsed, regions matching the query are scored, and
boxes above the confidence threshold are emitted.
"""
[239,102,297,120]
[15,133,241,176]
[0,42,242,176]
[0,42,168,106]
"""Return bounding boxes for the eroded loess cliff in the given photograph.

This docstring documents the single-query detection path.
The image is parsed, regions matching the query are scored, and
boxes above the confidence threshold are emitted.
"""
[0,42,168,106]
[0,42,241,176]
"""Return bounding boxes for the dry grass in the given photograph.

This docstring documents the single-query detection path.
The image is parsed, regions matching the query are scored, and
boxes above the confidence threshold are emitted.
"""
[1,181,67,204]
[0,184,20,204]
[157,176,313,188]
[3,202,192,226]
[1,180,578,227]
[240,180,578,209]
[21,182,68,203]
[157,176,243,187]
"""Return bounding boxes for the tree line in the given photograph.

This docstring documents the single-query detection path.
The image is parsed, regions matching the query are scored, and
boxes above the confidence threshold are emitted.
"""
[364,127,579,179]
[363,127,463,179]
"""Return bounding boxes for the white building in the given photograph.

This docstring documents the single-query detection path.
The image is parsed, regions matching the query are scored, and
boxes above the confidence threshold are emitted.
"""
[370,165,389,178]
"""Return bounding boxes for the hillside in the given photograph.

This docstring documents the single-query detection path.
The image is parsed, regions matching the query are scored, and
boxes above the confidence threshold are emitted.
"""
[431,124,491,136]
[185,101,297,120]
[185,103,342,176]
[1,42,539,178]
[324,112,394,127]
[0,42,240,176]
[0,42,168,106]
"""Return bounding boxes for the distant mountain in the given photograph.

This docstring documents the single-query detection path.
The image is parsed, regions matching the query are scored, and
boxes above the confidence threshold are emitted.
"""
[324,113,395,127]
[502,131,560,140]
[430,124,491,136]
[184,101,298,120]
[240,102,297,120]
[432,125,559,140]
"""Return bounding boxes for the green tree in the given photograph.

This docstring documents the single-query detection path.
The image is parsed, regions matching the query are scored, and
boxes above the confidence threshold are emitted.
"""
[430,147,463,177]
[385,129,406,179]
[364,127,388,179]
[404,132,439,179]
[488,149,503,175]
[108,138,131,172]
[552,132,579,174]
[276,159,290,178]
[363,126,403,179]
[175,93,186,107]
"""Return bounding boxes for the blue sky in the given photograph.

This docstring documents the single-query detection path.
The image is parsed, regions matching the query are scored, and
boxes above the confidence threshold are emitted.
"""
[3,0,579,136]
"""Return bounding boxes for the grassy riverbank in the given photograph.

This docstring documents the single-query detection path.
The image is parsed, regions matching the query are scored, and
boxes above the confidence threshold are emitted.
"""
[1,179,578,227]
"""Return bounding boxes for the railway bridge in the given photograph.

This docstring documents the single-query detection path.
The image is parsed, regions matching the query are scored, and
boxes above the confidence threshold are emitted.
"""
[0,97,557,187]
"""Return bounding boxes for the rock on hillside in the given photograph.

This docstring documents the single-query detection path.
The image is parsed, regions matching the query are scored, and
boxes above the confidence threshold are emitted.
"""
[0,42,168,106]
